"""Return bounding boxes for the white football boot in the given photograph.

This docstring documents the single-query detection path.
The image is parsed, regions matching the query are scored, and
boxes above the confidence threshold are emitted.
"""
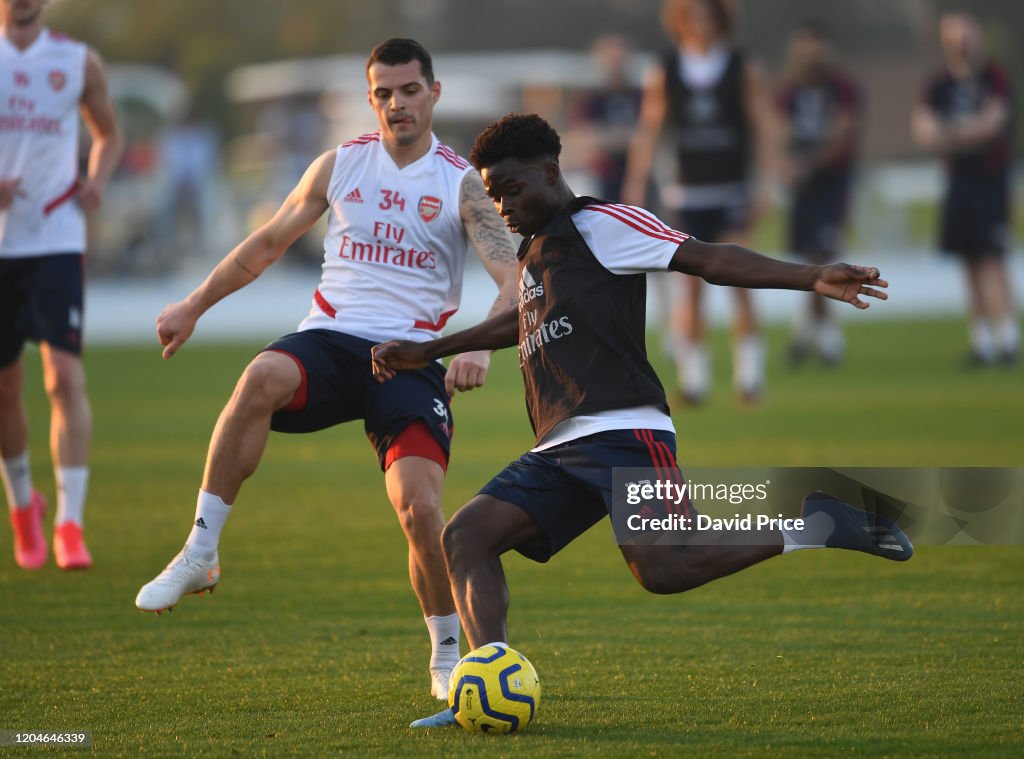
[135,547,220,614]
[430,666,452,700]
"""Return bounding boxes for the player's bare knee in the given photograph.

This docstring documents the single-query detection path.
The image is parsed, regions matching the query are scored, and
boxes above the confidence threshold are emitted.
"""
[43,361,85,405]
[236,357,298,412]
[441,514,485,568]
[633,566,682,595]
[630,554,703,595]
[394,495,443,546]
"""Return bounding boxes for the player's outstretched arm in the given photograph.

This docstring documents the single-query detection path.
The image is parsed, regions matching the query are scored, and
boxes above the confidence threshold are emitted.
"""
[371,307,519,382]
[446,170,520,393]
[156,150,334,359]
[669,238,888,309]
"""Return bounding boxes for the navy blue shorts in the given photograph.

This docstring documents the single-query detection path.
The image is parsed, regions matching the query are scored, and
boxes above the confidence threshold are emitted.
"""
[678,201,751,243]
[262,329,453,471]
[790,173,851,260]
[0,253,84,367]
[479,428,693,563]
[940,174,1010,259]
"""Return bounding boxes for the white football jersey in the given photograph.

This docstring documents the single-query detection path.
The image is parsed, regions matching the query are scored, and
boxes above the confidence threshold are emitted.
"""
[299,132,473,343]
[0,29,87,257]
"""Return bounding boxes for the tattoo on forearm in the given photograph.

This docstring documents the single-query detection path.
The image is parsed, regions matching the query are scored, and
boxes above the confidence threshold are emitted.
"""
[486,290,517,317]
[461,173,517,264]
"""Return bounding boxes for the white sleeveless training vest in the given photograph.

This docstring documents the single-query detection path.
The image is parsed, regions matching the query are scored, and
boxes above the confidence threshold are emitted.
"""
[0,28,87,257]
[299,131,473,343]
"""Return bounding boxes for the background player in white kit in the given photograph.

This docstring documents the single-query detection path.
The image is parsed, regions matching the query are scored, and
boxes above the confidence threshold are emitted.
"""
[135,39,519,700]
[0,0,122,570]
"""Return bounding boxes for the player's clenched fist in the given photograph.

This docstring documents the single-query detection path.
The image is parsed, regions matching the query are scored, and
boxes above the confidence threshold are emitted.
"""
[445,350,491,395]
[156,301,199,359]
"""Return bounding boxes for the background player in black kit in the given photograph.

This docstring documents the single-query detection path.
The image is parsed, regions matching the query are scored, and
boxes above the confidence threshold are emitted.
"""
[776,20,862,366]
[371,114,912,728]
[912,12,1018,366]
[624,0,774,404]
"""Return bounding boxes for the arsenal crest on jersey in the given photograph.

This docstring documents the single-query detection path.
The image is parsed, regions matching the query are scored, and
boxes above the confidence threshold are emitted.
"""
[49,70,66,92]
[418,195,442,223]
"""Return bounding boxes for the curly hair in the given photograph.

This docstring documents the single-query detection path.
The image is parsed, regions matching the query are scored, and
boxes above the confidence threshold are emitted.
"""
[469,113,562,171]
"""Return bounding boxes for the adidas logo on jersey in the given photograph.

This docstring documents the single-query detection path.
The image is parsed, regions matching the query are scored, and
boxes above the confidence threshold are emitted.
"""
[344,188,364,204]
[519,266,544,307]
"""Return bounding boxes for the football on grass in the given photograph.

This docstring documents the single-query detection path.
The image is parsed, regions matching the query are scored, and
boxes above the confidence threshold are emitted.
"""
[448,645,541,734]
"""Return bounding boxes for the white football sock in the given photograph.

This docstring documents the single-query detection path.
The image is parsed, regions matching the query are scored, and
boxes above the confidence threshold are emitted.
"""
[674,338,710,398]
[816,318,845,362]
[1,451,33,511]
[734,335,764,393]
[994,316,1019,354]
[791,307,814,349]
[781,510,834,554]
[425,613,462,669]
[55,466,89,526]
[969,319,996,361]
[185,489,231,560]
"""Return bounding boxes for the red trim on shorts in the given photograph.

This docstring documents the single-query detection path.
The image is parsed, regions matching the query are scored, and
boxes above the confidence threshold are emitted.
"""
[413,309,457,332]
[649,431,691,521]
[264,349,308,413]
[43,179,81,216]
[385,420,449,472]
[635,428,690,519]
[313,289,337,318]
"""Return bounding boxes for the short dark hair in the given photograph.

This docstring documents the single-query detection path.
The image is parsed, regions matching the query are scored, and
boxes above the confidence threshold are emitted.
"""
[469,114,562,171]
[366,38,434,85]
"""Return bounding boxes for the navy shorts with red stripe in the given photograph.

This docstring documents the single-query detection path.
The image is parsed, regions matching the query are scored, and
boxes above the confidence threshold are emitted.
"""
[0,252,85,367]
[478,428,695,563]
[262,329,453,471]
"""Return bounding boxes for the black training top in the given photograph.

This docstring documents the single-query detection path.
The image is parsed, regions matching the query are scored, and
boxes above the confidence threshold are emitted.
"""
[923,60,1013,179]
[515,196,669,444]
[776,67,862,179]
[663,47,751,187]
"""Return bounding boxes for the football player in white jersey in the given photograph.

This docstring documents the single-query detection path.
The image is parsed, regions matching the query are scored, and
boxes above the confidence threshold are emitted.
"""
[135,39,519,701]
[0,0,122,571]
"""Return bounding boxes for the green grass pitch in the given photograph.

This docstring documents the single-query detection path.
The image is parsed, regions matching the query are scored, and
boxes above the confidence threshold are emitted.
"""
[1,317,1021,757]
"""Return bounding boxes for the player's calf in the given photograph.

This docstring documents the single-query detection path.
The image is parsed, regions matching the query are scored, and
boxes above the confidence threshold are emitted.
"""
[623,542,778,595]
